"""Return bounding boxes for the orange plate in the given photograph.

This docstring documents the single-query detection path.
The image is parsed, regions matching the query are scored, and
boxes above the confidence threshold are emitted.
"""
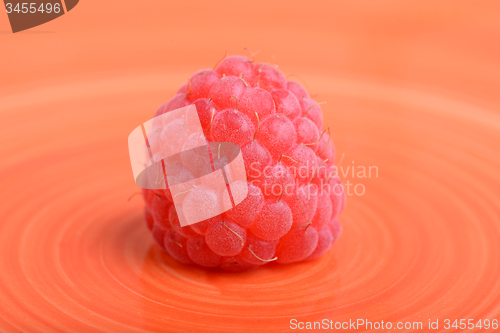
[1,1,500,332]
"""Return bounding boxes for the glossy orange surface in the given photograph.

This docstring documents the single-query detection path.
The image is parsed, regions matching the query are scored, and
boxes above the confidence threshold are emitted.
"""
[1,1,500,332]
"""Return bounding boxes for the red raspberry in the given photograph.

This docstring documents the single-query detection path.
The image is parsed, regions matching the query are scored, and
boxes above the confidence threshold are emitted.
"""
[210,109,254,146]
[271,89,301,121]
[239,87,275,127]
[164,229,194,264]
[255,115,297,160]
[215,55,256,85]
[275,224,319,263]
[183,69,221,102]
[220,256,258,273]
[241,140,272,182]
[294,117,320,146]
[304,225,334,261]
[239,234,276,265]
[225,183,264,228]
[249,199,293,241]
[186,235,222,267]
[143,55,345,271]
[205,219,247,256]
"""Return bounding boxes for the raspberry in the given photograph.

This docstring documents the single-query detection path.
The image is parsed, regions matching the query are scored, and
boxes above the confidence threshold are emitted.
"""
[301,97,324,129]
[225,182,264,228]
[142,188,155,210]
[151,195,171,229]
[220,256,258,273]
[142,54,345,271]
[255,64,287,91]
[294,117,319,146]
[329,218,342,240]
[283,184,318,227]
[255,115,297,160]
[250,200,293,241]
[325,176,345,219]
[146,130,161,159]
[260,159,296,199]
[239,234,276,265]
[304,225,333,261]
[159,119,190,157]
[155,94,190,117]
[180,133,211,173]
[271,89,301,120]
[168,205,197,238]
[177,83,188,94]
[276,225,318,263]
[144,208,154,231]
[205,220,246,256]
[163,163,195,203]
[184,69,221,102]
[311,156,333,185]
[283,144,318,185]
[164,229,194,264]
[287,81,309,101]
[239,87,275,128]
[215,55,256,85]
[316,131,335,161]
[311,189,333,229]
[182,186,221,224]
[209,76,246,110]
[192,98,218,134]
[151,225,167,251]
[186,235,222,267]
[241,140,272,181]
[190,215,221,235]
[210,109,254,146]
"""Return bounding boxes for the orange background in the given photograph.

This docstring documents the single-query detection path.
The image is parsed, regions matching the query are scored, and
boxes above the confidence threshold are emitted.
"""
[1,1,500,332]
